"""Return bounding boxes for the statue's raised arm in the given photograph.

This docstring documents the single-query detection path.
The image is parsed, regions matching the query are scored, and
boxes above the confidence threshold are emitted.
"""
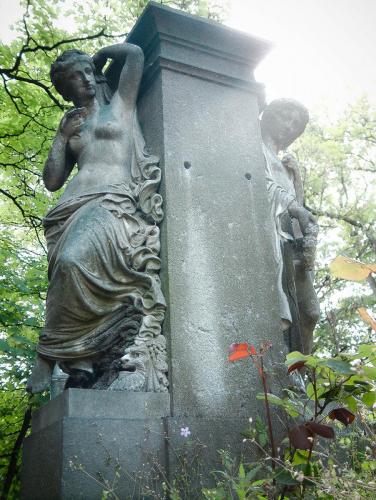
[93,43,144,111]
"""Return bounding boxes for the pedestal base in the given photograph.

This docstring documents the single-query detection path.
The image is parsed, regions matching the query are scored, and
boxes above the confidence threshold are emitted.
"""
[21,390,170,500]
[21,390,262,499]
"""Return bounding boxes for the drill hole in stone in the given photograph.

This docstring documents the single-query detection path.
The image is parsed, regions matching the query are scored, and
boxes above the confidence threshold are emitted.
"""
[184,161,191,169]
[245,172,252,180]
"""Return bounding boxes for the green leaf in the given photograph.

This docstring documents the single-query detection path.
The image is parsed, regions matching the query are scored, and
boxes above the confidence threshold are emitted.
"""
[274,468,299,485]
[256,393,284,406]
[343,395,357,413]
[306,382,326,400]
[362,391,376,407]
[244,465,262,482]
[286,351,308,366]
[256,393,300,417]
[358,344,376,360]
[291,450,311,466]
[238,463,245,479]
[319,358,354,375]
[363,366,376,380]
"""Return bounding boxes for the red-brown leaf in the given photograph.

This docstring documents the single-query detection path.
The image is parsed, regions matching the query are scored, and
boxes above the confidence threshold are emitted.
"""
[329,408,356,426]
[305,422,335,439]
[229,343,249,353]
[249,345,257,355]
[228,343,251,362]
[289,425,314,450]
[288,361,306,373]
[228,350,250,361]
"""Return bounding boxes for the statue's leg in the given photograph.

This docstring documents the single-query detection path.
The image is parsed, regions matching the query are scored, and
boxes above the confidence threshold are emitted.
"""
[26,354,55,393]
[282,241,304,353]
[59,357,97,389]
[294,265,320,354]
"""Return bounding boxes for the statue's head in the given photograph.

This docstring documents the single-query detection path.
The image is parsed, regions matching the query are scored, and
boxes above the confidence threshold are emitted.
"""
[261,98,309,149]
[50,50,98,103]
[50,49,112,104]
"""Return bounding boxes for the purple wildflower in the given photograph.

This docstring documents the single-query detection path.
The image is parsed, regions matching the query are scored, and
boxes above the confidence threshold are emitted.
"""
[180,426,191,438]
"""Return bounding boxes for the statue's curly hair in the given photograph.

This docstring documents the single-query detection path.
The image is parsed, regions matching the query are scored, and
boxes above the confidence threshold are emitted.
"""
[261,98,309,141]
[50,49,113,105]
[50,50,95,102]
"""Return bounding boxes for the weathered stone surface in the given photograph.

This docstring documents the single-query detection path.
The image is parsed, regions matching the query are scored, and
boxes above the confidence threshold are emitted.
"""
[130,2,284,418]
[260,98,320,354]
[32,388,170,433]
[27,34,167,395]
[22,390,170,500]
[22,390,267,499]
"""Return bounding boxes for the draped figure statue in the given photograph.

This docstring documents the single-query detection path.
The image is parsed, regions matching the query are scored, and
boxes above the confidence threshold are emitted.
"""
[27,43,168,393]
[260,99,320,354]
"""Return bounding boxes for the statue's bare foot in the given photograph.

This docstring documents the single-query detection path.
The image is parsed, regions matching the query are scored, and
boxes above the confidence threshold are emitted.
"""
[26,355,54,393]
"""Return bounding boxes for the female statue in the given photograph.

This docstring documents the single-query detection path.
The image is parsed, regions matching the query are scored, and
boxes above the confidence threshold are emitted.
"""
[261,99,320,354]
[27,43,168,393]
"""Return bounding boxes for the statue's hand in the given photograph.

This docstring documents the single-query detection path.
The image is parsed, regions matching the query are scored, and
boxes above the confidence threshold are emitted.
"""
[92,51,107,73]
[282,153,299,172]
[288,202,316,235]
[59,108,87,139]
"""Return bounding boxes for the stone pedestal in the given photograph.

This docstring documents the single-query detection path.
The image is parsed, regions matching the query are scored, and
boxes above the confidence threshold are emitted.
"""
[128,2,283,419]
[22,390,170,499]
[22,390,259,499]
[22,3,288,498]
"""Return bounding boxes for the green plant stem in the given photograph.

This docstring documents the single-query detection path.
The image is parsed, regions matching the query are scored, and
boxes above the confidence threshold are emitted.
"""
[259,358,277,468]
[302,368,318,497]
[312,368,318,419]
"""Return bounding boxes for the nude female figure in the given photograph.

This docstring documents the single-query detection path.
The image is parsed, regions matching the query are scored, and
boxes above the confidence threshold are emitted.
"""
[27,44,167,393]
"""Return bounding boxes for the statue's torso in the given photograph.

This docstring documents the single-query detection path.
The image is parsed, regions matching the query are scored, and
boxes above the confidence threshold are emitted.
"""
[264,146,303,239]
[265,148,295,196]
[59,102,134,203]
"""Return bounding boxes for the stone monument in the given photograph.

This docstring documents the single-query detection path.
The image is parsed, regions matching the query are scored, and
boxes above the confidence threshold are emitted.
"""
[21,3,293,498]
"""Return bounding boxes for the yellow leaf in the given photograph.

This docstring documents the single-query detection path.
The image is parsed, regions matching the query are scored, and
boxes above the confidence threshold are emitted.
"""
[358,307,376,331]
[329,256,376,282]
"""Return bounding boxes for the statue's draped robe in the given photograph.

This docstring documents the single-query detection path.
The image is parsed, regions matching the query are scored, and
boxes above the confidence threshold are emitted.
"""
[263,144,299,328]
[38,184,164,359]
[37,117,167,376]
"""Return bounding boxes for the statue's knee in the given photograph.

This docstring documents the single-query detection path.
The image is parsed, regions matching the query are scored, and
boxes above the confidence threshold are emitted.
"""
[304,304,320,327]
[58,249,79,270]
[310,303,320,324]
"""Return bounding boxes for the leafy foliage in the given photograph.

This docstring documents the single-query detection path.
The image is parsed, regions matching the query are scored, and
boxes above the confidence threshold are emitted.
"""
[219,343,376,499]
[291,97,376,355]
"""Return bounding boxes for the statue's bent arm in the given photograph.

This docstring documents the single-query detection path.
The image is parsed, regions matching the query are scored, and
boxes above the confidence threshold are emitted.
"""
[43,124,76,192]
[93,42,144,111]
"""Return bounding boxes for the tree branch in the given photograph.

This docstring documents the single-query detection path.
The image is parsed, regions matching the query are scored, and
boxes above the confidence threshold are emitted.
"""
[307,206,364,228]
[0,405,32,500]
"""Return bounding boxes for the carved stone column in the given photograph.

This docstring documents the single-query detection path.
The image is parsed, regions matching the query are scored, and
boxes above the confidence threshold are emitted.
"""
[128,2,282,418]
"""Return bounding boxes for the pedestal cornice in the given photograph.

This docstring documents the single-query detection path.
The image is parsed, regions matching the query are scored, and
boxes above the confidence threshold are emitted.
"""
[107,2,272,95]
